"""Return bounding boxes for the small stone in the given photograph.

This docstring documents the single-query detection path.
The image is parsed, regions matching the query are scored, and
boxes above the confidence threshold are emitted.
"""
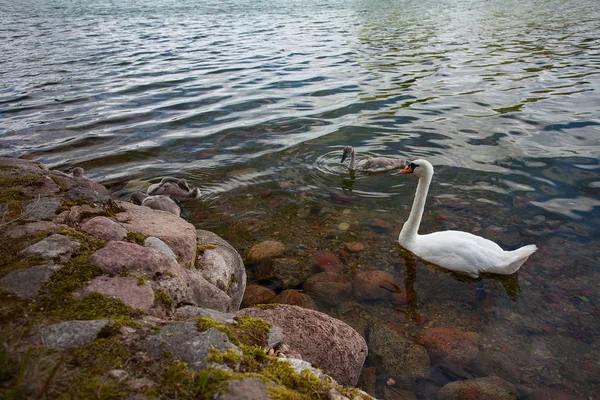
[80,216,128,241]
[109,369,129,382]
[303,272,352,306]
[20,234,81,262]
[387,378,396,386]
[241,285,276,308]
[245,241,286,265]
[313,253,347,274]
[352,270,400,301]
[272,289,317,310]
[77,276,155,312]
[0,264,54,298]
[338,222,350,231]
[417,327,479,367]
[437,376,518,400]
[345,242,365,253]
[29,320,110,348]
[144,237,177,259]
[3,221,60,239]
[22,197,62,221]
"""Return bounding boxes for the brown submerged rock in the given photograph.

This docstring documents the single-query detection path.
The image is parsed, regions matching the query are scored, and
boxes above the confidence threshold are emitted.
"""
[236,304,368,386]
[313,252,347,274]
[241,284,277,308]
[245,240,286,265]
[303,272,352,306]
[437,376,518,400]
[417,327,479,367]
[352,270,401,301]
[271,289,317,310]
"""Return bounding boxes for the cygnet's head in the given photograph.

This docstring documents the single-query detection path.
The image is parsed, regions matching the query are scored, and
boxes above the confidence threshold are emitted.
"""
[341,146,355,163]
[398,159,433,178]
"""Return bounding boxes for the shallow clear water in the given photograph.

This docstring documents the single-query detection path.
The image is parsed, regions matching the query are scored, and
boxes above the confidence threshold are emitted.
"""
[1,0,599,397]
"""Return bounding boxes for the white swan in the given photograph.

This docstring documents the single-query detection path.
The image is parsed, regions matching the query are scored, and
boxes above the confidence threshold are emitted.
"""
[397,159,537,278]
[341,146,406,172]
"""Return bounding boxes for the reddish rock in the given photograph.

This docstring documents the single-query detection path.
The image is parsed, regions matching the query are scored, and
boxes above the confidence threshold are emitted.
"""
[50,170,110,194]
[77,276,155,312]
[115,202,198,268]
[20,176,61,197]
[271,289,317,310]
[437,376,518,400]
[417,327,479,367]
[367,218,394,232]
[241,285,276,308]
[80,216,128,241]
[345,242,365,253]
[90,241,182,275]
[313,252,347,274]
[303,272,352,306]
[245,241,286,265]
[236,304,368,386]
[352,270,400,301]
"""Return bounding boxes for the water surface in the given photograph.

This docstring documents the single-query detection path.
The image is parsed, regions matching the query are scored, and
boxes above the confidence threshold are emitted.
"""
[1,0,599,397]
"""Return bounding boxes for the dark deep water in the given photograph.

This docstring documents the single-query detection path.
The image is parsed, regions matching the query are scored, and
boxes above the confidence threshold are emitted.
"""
[1,0,599,397]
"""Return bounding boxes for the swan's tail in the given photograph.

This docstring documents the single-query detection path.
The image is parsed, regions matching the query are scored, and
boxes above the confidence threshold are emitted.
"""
[502,244,538,275]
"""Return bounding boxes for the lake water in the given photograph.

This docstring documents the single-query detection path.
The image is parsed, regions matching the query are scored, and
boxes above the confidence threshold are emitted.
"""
[1,0,599,397]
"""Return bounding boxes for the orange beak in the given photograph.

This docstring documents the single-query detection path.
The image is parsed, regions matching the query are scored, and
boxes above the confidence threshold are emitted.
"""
[399,164,413,174]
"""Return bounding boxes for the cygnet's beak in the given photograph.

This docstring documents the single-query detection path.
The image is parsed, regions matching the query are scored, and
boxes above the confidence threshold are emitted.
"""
[340,153,348,163]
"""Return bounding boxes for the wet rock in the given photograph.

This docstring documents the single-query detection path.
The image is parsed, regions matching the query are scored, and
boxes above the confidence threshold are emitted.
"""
[272,289,317,309]
[241,284,277,308]
[160,269,234,312]
[368,323,430,379]
[50,169,110,194]
[173,306,236,324]
[77,276,155,312]
[367,218,394,232]
[437,376,518,400]
[22,197,62,221]
[196,229,247,311]
[143,236,177,260]
[21,176,61,197]
[417,327,479,367]
[0,264,55,298]
[59,204,107,225]
[80,216,128,241]
[144,321,241,371]
[0,157,49,176]
[3,221,60,239]
[90,241,181,275]
[253,258,313,289]
[352,270,401,302]
[20,233,80,262]
[345,241,365,253]
[216,377,279,400]
[313,252,347,274]
[65,187,111,203]
[115,201,197,268]
[303,272,352,306]
[237,304,368,386]
[245,240,286,265]
[29,320,110,348]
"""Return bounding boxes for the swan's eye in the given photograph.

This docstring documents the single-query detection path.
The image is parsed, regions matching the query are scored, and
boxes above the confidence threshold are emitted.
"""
[410,162,419,170]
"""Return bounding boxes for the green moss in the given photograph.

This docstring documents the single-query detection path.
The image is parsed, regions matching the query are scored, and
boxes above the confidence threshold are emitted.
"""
[58,226,106,254]
[0,174,45,189]
[0,233,48,271]
[195,316,271,348]
[154,289,173,307]
[59,198,91,212]
[117,271,148,285]
[207,347,242,368]
[255,303,283,310]
[0,166,20,171]
[125,231,146,245]
[197,244,217,252]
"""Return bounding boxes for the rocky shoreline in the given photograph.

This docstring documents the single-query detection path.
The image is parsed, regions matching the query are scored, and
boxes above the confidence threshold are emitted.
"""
[0,156,549,400]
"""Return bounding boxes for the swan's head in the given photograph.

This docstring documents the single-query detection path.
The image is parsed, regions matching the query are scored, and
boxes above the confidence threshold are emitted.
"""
[399,159,433,178]
[340,146,355,163]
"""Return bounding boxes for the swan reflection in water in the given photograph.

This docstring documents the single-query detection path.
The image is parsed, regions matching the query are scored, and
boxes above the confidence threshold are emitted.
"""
[382,246,521,322]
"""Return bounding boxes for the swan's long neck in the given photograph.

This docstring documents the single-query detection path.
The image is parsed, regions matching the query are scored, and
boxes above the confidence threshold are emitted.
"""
[399,168,432,245]
[348,150,357,170]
